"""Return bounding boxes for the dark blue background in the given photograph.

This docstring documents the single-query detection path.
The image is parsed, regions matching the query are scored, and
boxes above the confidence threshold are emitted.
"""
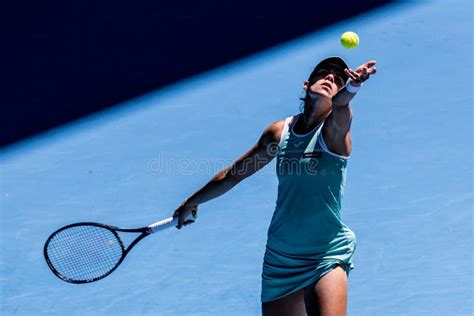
[2,0,393,147]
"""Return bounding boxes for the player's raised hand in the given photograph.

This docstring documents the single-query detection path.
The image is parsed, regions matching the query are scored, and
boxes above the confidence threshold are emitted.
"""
[344,60,377,86]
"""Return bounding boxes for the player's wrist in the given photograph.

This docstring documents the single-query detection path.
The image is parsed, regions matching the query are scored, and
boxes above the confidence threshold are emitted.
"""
[183,197,198,208]
[346,80,362,93]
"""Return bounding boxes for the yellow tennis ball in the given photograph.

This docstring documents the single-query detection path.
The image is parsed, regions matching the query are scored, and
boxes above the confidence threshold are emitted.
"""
[340,31,359,49]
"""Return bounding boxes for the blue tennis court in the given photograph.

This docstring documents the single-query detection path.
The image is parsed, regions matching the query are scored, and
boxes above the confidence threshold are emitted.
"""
[1,0,472,314]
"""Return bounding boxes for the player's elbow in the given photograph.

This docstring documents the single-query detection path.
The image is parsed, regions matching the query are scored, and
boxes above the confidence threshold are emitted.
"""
[226,161,254,185]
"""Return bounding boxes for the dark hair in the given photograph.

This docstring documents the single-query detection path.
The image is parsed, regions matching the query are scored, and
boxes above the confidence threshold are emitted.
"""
[298,69,318,113]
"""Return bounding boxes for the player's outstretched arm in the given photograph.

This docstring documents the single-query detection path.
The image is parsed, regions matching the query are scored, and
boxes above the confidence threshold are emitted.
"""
[173,120,283,228]
[329,60,377,138]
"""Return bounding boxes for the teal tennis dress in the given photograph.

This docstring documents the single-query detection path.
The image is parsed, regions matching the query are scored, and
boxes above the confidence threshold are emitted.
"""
[261,113,357,303]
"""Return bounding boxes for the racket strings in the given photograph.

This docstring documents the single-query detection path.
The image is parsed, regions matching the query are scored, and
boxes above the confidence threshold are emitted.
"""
[46,225,124,282]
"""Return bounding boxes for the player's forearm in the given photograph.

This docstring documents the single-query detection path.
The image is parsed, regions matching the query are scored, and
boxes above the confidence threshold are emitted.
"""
[331,86,356,134]
[330,101,353,135]
[184,166,239,206]
[332,86,356,108]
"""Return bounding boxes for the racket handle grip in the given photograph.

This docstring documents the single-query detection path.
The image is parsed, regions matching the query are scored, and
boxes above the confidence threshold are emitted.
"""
[147,210,197,234]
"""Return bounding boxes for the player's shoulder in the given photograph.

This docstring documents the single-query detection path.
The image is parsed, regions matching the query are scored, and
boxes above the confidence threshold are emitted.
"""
[262,115,295,143]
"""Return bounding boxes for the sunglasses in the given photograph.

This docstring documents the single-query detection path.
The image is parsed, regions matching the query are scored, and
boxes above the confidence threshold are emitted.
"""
[314,68,346,87]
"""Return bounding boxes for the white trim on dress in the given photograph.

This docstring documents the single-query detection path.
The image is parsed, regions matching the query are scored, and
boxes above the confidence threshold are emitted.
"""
[290,114,323,138]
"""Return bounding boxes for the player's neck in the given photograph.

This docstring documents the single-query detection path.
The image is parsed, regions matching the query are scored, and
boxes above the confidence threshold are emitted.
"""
[300,100,331,132]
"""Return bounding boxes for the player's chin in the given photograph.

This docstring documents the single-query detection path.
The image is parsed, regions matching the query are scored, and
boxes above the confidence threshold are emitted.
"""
[313,88,333,99]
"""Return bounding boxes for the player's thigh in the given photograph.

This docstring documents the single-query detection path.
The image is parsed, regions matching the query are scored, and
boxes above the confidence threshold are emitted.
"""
[262,288,306,316]
[304,264,348,316]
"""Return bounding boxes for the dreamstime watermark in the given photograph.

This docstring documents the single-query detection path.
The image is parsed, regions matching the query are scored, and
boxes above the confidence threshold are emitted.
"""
[147,150,327,177]
[148,153,243,176]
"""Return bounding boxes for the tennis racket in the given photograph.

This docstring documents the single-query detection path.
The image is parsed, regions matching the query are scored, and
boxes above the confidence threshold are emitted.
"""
[43,211,197,284]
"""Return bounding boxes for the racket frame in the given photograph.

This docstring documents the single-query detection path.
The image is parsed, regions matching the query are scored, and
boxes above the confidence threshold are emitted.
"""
[43,222,150,284]
[44,211,196,284]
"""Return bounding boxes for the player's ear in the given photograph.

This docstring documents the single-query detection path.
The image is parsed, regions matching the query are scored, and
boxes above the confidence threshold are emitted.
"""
[303,80,309,91]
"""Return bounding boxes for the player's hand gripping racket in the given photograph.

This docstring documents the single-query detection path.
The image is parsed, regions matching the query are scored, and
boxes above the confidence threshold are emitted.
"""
[43,211,197,284]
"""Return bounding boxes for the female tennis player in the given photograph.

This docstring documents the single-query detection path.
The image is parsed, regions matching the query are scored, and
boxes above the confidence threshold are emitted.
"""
[173,56,376,315]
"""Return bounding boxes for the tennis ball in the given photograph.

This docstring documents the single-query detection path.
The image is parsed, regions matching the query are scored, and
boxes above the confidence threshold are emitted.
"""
[340,31,359,49]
